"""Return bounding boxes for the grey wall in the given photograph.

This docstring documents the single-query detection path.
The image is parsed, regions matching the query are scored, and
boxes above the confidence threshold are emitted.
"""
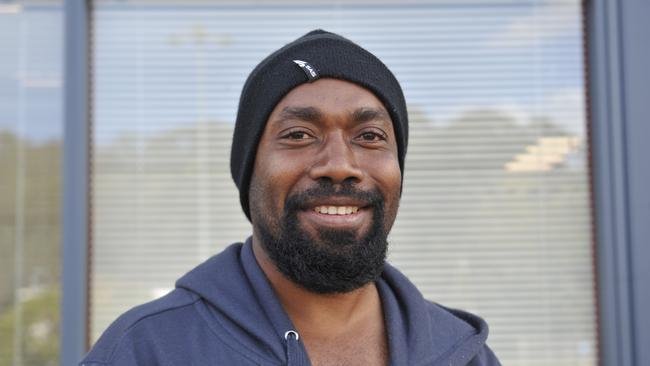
[588,0,650,365]
[61,1,89,365]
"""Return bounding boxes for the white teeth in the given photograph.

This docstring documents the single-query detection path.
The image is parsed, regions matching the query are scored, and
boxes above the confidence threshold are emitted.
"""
[313,205,360,215]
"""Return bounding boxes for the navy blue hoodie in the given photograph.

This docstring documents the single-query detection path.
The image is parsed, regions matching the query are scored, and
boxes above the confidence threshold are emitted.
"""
[80,239,500,366]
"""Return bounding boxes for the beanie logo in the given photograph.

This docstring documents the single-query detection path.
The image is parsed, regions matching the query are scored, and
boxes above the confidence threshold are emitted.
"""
[293,60,319,82]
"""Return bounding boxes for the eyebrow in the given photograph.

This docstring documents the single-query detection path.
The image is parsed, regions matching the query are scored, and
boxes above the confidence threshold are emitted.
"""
[279,106,322,123]
[351,107,391,124]
[278,106,391,126]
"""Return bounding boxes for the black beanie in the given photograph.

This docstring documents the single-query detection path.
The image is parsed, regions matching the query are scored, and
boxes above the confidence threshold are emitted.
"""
[230,29,409,221]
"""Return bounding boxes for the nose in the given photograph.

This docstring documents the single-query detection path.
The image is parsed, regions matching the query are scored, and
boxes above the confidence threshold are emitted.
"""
[309,132,364,185]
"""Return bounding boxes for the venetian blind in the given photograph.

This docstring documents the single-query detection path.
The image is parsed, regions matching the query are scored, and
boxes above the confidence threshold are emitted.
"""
[90,1,597,364]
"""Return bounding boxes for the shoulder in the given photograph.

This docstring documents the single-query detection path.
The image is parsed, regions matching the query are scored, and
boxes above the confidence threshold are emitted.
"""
[467,344,502,366]
[79,288,200,366]
[424,301,481,335]
[424,302,501,365]
[381,263,486,340]
[379,264,500,365]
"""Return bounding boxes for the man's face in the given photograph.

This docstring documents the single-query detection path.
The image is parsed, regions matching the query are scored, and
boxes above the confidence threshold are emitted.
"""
[249,78,402,293]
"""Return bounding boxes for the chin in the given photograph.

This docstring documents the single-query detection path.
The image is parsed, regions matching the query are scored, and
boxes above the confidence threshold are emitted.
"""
[257,203,388,294]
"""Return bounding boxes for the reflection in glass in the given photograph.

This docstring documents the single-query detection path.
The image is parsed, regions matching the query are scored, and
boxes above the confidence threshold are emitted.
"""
[0,1,63,365]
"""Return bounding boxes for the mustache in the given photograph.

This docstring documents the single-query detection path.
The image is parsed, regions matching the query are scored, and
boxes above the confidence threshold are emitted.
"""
[284,180,384,213]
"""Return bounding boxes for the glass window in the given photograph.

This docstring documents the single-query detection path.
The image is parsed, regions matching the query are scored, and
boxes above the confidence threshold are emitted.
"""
[0,1,63,365]
[90,1,597,364]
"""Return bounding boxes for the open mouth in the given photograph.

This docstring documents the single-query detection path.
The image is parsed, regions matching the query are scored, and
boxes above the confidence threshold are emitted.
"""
[298,201,370,232]
[312,205,360,215]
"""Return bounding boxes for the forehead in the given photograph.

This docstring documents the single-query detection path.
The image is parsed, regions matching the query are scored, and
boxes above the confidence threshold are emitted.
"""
[269,78,390,120]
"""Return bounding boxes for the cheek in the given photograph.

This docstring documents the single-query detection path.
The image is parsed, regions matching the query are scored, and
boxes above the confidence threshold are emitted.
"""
[383,173,402,219]
[374,153,402,193]
[250,155,302,216]
[370,156,401,224]
[249,154,281,223]
[248,173,269,223]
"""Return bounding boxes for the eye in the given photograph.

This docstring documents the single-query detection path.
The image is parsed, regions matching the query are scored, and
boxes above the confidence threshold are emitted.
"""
[288,131,308,139]
[280,129,314,141]
[356,130,387,143]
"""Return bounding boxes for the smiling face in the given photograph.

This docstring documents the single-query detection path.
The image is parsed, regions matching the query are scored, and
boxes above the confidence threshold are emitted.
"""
[249,78,402,293]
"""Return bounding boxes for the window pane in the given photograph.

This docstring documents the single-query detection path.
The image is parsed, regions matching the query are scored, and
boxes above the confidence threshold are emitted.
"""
[90,1,597,364]
[0,1,63,365]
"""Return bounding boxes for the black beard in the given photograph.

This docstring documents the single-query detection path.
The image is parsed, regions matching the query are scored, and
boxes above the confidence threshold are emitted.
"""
[254,182,388,294]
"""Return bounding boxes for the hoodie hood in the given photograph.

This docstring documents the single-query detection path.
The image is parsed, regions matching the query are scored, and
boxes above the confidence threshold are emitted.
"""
[176,239,307,365]
[176,238,492,366]
[378,263,491,365]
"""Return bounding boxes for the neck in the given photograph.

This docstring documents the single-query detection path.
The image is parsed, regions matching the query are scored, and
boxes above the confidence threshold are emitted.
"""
[251,235,383,336]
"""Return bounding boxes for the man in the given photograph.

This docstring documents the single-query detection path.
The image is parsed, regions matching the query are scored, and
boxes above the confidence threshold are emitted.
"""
[81,30,500,366]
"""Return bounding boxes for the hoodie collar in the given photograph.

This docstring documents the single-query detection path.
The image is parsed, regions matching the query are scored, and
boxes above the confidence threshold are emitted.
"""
[239,237,311,365]
[378,264,489,365]
[176,238,304,364]
[177,238,489,366]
